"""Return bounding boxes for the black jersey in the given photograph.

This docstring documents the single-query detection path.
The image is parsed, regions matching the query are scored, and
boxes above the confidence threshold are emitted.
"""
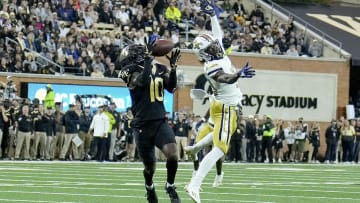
[130,63,176,126]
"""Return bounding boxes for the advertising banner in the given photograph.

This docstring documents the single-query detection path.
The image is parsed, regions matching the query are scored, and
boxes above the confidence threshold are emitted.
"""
[27,83,174,114]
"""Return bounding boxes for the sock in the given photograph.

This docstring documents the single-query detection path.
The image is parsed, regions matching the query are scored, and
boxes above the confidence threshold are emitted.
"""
[216,158,223,175]
[146,183,154,189]
[166,159,178,185]
[194,159,199,171]
[166,182,175,188]
[189,147,224,190]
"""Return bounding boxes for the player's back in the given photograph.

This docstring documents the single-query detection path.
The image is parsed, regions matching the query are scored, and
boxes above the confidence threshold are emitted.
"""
[204,56,242,106]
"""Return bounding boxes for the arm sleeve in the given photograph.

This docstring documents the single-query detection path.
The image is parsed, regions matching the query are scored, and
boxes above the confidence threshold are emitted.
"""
[165,69,177,93]
[141,56,152,85]
[210,15,223,44]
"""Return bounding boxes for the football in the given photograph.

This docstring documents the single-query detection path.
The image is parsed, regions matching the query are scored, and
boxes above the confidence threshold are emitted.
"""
[152,39,174,57]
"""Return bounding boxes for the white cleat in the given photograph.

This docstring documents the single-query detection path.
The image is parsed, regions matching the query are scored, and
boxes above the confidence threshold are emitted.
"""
[212,172,224,187]
[185,185,201,203]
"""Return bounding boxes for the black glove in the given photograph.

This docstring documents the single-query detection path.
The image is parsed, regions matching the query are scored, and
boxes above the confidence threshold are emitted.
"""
[166,48,181,71]
[144,36,157,57]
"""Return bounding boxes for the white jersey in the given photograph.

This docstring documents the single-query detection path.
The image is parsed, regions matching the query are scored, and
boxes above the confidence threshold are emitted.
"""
[204,56,243,106]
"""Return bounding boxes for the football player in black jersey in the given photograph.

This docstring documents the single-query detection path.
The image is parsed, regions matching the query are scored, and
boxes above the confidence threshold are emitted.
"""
[117,39,181,203]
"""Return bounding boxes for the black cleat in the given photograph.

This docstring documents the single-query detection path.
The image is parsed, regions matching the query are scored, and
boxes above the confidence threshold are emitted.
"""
[146,186,158,203]
[165,184,181,203]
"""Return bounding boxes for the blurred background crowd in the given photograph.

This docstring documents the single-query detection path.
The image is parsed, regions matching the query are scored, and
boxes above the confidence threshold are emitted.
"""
[0,0,323,77]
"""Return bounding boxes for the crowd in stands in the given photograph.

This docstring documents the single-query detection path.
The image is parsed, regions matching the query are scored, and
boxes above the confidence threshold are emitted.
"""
[0,0,323,77]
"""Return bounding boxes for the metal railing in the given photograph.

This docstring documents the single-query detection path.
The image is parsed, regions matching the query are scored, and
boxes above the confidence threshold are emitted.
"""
[257,0,347,58]
[5,37,66,74]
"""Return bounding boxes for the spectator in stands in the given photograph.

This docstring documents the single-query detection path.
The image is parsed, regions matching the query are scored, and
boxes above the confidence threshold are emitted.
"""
[91,55,105,73]
[249,16,261,34]
[276,36,288,54]
[114,5,130,28]
[104,63,116,78]
[242,26,254,48]
[286,44,299,57]
[308,39,323,57]
[165,0,182,30]
[249,5,264,22]
[91,65,104,78]
[252,33,264,53]
[11,61,24,73]
[260,42,273,55]
[224,13,242,33]
[238,38,250,53]
[263,31,274,46]
[57,1,78,22]
[222,0,233,13]
[272,44,282,55]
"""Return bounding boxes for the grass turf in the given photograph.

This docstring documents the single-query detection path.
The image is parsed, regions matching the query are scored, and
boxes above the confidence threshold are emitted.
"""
[0,161,359,203]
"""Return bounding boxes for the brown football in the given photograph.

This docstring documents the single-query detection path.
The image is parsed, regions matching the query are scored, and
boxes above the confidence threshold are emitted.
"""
[152,39,174,57]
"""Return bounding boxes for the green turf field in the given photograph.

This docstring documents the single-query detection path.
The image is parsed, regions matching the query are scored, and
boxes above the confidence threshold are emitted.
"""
[0,161,359,203]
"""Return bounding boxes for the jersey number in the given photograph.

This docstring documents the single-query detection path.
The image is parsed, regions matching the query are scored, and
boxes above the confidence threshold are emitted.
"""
[150,77,164,102]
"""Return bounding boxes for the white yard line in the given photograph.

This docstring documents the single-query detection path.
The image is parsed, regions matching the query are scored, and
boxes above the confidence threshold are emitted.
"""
[1,183,359,195]
[0,199,78,203]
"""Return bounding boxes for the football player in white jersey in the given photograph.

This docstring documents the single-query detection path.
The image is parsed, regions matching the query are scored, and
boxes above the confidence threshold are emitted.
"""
[185,1,255,202]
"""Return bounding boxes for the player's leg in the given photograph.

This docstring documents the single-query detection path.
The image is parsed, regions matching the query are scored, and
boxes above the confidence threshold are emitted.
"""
[134,127,158,203]
[186,123,213,176]
[156,121,181,203]
[187,103,237,203]
[185,123,213,157]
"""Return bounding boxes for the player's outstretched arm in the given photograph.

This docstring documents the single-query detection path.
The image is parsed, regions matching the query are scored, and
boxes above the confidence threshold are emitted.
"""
[200,0,223,42]
[212,63,255,84]
[141,36,156,85]
[165,48,181,92]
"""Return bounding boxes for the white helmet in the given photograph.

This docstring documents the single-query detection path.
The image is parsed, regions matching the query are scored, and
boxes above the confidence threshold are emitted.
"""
[192,34,224,62]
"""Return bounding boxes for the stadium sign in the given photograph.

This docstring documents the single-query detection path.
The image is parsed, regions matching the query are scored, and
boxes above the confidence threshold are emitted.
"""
[26,83,174,115]
[191,69,337,122]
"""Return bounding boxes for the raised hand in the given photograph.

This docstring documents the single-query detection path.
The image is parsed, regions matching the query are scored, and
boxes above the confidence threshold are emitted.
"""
[199,0,215,16]
[144,35,157,57]
[238,62,256,78]
[166,48,181,71]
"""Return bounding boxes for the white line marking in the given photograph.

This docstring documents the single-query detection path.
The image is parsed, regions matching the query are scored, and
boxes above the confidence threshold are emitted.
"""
[0,199,78,203]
